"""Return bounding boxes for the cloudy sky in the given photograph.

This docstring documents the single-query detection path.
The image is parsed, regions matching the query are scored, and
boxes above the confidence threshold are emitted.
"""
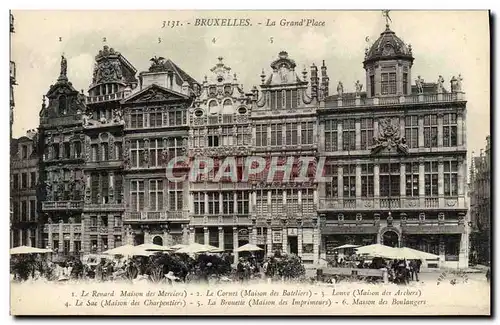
[11,10,489,156]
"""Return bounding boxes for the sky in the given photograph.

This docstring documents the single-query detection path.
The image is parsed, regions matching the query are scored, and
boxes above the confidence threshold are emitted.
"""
[10,10,490,157]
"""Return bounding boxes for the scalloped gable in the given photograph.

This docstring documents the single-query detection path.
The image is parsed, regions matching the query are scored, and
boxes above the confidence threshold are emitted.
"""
[121,84,190,104]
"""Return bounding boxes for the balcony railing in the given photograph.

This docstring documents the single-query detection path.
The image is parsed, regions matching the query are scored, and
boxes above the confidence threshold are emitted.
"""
[42,201,84,211]
[318,196,464,210]
[323,92,463,109]
[190,214,252,226]
[86,91,125,104]
[42,223,82,233]
[123,210,189,222]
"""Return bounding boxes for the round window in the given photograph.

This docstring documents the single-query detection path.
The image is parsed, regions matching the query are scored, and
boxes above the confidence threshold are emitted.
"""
[238,106,247,114]
[194,109,203,117]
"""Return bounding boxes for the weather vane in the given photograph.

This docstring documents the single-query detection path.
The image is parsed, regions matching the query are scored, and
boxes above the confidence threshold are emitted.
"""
[382,10,392,27]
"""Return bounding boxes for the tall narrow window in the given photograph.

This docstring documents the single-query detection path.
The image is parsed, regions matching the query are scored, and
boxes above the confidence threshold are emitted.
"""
[361,164,374,197]
[443,113,458,147]
[130,111,143,128]
[149,180,164,211]
[221,126,233,146]
[256,124,267,147]
[64,142,71,159]
[424,115,438,148]
[405,162,419,197]
[130,180,145,212]
[236,126,248,146]
[270,124,283,146]
[30,172,36,188]
[381,72,397,95]
[379,163,400,197]
[325,164,338,198]
[148,139,163,167]
[424,162,438,196]
[256,189,267,215]
[207,192,219,215]
[300,122,313,145]
[342,119,356,151]
[270,189,284,215]
[101,143,109,161]
[444,161,458,196]
[285,123,298,145]
[59,95,67,115]
[29,200,36,221]
[281,90,286,108]
[405,116,419,148]
[236,192,249,214]
[324,120,338,152]
[286,189,299,213]
[403,73,408,95]
[193,192,205,215]
[360,118,374,150]
[114,174,123,204]
[343,165,356,198]
[74,141,82,158]
[101,173,109,204]
[370,75,375,96]
[149,108,163,127]
[91,173,99,204]
[222,192,234,214]
[130,140,145,168]
[168,181,183,211]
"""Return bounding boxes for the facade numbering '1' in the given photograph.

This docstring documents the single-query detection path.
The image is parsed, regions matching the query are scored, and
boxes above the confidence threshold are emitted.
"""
[10,19,469,268]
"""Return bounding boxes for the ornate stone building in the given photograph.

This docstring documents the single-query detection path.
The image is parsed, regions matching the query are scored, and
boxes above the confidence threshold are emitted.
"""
[469,136,491,264]
[81,45,137,254]
[121,56,198,247]
[317,23,469,268]
[250,51,323,264]
[11,131,39,248]
[38,57,87,257]
[188,57,254,262]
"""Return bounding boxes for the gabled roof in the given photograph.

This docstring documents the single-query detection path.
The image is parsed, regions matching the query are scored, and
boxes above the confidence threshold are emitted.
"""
[164,59,199,86]
[121,83,190,104]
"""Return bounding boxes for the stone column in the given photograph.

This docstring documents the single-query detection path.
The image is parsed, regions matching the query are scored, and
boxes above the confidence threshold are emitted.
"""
[337,122,343,152]
[457,113,463,146]
[251,227,257,245]
[203,226,209,245]
[313,227,320,265]
[437,114,443,147]
[438,160,444,208]
[266,227,272,256]
[58,222,63,252]
[297,227,303,257]
[48,226,53,249]
[233,227,239,261]
[282,228,288,254]
[189,193,194,214]
[355,164,362,198]
[459,232,469,269]
[419,160,425,207]
[374,164,380,209]
[439,236,446,265]
[204,192,208,215]
[69,225,74,253]
[337,166,343,199]
[182,224,189,244]
[189,226,195,244]
[400,163,406,197]
[458,158,465,196]
[355,120,361,150]
[218,227,224,250]
[318,121,325,152]
[418,115,424,148]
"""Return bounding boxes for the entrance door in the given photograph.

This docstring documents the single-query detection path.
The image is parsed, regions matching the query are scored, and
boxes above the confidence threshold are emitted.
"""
[134,234,144,246]
[288,236,298,254]
[382,231,399,247]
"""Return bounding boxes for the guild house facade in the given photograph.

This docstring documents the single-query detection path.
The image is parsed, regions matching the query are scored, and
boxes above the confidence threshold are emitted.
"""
[19,18,469,268]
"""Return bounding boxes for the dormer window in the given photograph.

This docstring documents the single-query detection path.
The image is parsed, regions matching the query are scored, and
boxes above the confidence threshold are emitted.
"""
[381,72,397,95]
[403,73,408,95]
[59,95,67,115]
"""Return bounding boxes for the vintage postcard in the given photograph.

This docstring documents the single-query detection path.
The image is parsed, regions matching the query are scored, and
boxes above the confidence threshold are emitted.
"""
[9,10,491,316]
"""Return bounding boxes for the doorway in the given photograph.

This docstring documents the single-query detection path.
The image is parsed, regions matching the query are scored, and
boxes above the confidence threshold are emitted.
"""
[382,231,399,247]
[288,236,298,254]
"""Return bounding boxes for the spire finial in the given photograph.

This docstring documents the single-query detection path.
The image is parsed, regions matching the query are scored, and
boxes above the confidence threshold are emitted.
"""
[382,10,392,28]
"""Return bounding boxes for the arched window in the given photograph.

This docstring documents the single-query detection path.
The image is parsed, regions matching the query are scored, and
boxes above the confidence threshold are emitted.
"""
[208,100,218,114]
[222,99,232,113]
[59,95,67,115]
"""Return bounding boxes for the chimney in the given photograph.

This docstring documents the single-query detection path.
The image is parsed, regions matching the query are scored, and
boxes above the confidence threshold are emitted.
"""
[321,60,329,97]
[310,63,318,99]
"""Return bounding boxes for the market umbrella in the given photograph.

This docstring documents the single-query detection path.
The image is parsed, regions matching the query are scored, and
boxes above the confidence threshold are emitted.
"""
[102,244,154,257]
[355,244,399,258]
[395,247,440,260]
[332,244,360,250]
[10,246,53,255]
[175,243,222,254]
[235,243,263,252]
[136,243,173,252]
[170,244,187,250]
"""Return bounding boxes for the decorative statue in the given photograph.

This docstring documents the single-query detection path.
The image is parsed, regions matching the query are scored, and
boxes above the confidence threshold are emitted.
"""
[279,64,288,83]
[60,55,67,77]
[415,76,424,94]
[337,81,344,97]
[355,80,363,95]
[319,85,325,101]
[437,75,445,92]
[456,74,463,92]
